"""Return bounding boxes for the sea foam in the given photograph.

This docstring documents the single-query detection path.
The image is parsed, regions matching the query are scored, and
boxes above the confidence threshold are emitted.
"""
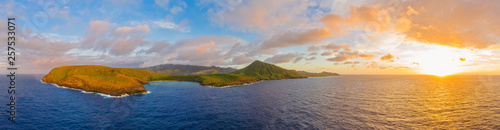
[40,78,149,98]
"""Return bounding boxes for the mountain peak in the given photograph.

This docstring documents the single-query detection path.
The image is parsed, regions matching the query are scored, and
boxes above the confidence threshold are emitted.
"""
[232,60,305,80]
[249,60,264,65]
[252,60,263,63]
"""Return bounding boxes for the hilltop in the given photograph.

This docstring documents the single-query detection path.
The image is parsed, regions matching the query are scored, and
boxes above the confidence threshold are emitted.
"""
[142,64,237,75]
[166,60,306,86]
[231,60,306,79]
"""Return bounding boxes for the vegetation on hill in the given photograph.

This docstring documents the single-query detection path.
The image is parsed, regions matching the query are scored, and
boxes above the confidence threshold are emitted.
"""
[231,60,306,80]
[43,60,336,96]
[142,64,237,75]
[297,71,340,77]
[166,74,259,87]
[42,65,170,96]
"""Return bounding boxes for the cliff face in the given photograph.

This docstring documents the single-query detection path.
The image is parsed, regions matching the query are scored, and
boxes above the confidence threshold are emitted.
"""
[42,65,169,96]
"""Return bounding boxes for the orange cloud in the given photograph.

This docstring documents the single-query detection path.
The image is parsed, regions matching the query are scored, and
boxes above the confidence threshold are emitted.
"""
[327,50,374,62]
[260,27,333,49]
[379,0,500,49]
[320,1,500,49]
[380,53,396,62]
[321,4,393,33]
[196,42,216,53]
[459,57,466,62]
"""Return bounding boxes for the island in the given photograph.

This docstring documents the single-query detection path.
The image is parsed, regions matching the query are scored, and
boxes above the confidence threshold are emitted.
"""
[42,65,169,96]
[42,60,337,96]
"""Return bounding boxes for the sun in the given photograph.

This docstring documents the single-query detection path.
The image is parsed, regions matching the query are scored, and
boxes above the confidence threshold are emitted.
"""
[420,61,460,76]
[416,47,464,77]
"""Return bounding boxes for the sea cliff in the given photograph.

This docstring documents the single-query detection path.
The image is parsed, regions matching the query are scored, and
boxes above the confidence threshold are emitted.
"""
[42,65,168,96]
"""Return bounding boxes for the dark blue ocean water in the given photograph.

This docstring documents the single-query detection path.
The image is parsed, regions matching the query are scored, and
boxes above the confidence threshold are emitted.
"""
[1,74,500,129]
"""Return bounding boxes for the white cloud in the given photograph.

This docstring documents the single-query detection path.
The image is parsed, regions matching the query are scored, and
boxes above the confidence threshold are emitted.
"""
[264,53,302,64]
[151,18,190,32]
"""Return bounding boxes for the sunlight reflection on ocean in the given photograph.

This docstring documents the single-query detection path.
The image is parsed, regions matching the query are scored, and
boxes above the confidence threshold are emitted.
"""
[314,75,500,129]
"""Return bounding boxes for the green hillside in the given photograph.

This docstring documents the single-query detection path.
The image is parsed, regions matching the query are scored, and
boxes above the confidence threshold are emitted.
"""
[231,60,306,80]
[42,65,170,96]
[166,74,258,87]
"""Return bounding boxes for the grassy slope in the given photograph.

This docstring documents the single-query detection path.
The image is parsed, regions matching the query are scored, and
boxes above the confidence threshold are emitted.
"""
[166,74,258,86]
[231,60,306,80]
[42,65,170,96]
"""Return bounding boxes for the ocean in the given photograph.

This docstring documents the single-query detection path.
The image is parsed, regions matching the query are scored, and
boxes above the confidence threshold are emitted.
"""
[1,74,499,129]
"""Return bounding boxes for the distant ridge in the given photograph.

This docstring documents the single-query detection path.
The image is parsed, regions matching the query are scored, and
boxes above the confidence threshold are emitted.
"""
[142,64,237,75]
[231,60,306,80]
[297,71,340,77]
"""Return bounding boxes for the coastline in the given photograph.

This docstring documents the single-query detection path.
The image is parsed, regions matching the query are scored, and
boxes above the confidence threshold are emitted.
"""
[40,79,148,98]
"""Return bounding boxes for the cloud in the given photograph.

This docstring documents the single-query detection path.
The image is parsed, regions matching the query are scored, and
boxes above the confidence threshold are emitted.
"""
[260,27,333,49]
[380,53,396,62]
[305,57,316,61]
[321,52,332,56]
[395,66,410,69]
[459,57,466,62]
[82,20,151,56]
[293,56,304,63]
[322,43,351,52]
[86,20,112,36]
[369,0,500,49]
[308,45,319,51]
[232,54,254,65]
[320,4,392,33]
[151,18,190,32]
[203,0,315,32]
[0,20,154,74]
[327,50,374,62]
[264,53,301,64]
[115,24,150,36]
[318,1,500,49]
[143,35,247,66]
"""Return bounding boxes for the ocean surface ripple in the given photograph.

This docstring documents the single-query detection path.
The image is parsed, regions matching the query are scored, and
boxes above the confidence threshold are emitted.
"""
[1,74,499,129]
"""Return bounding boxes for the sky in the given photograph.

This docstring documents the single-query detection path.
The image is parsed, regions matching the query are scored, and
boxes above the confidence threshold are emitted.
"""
[0,0,499,75]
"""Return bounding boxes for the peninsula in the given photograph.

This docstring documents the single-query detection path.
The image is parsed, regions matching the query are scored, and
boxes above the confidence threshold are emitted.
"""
[42,60,336,96]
